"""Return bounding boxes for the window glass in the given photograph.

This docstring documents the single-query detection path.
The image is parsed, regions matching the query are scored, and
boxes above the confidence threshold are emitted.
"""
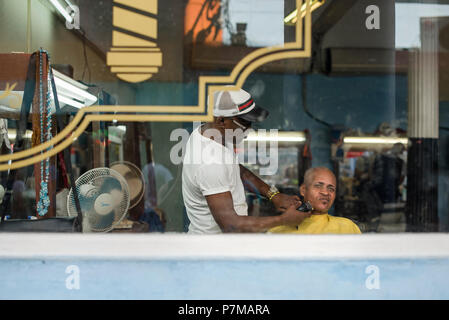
[0,0,447,234]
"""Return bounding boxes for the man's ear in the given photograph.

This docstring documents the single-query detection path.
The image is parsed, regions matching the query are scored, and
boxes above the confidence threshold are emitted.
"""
[299,184,305,197]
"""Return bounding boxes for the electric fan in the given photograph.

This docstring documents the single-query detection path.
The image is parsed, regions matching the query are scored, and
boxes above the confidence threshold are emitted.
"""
[110,161,145,209]
[67,167,130,232]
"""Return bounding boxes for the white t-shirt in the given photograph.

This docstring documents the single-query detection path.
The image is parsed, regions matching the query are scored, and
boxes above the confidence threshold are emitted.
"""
[182,127,248,234]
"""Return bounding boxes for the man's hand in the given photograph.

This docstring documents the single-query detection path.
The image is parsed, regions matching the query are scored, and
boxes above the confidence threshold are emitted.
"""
[279,204,312,226]
[206,192,309,233]
[271,193,301,212]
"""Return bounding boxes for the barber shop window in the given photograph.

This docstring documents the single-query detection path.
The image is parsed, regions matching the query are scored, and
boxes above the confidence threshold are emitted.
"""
[0,0,447,234]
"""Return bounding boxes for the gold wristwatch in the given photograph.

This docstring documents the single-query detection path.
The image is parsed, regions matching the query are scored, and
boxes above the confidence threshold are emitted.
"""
[266,185,280,201]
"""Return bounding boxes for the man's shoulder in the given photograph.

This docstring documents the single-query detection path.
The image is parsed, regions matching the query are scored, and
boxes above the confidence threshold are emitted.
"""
[329,215,361,233]
[328,215,356,225]
[268,225,299,234]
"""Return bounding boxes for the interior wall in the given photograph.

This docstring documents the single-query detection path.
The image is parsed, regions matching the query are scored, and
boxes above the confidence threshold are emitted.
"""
[243,72,404,168]
[243,71,449,231]
[322,0,395,49]
[0,0,28,52]
[135,82,187,232]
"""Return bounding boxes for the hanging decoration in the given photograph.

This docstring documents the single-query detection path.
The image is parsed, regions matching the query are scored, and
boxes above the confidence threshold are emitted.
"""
[36,48,53,217]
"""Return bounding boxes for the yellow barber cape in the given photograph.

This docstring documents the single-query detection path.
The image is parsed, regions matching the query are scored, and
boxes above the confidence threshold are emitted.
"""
[269,213,361,234]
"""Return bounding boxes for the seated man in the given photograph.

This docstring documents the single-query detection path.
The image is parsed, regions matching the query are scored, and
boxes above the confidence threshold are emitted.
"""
[270,167,361,234]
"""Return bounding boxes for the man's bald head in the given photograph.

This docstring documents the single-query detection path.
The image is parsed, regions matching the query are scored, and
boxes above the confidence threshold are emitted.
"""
[300,167,337,214]
[303,167,336,187]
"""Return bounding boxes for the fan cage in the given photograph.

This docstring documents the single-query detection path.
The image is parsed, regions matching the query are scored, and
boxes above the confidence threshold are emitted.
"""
[110,161,145,209]
[67,167,130,232]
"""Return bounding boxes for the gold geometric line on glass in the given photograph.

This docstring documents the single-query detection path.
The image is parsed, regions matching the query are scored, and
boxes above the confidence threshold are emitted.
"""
[107,0,162,83]
[0,0,312,170]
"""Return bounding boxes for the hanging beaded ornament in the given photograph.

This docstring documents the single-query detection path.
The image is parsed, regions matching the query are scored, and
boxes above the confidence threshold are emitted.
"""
[36,49,53,216]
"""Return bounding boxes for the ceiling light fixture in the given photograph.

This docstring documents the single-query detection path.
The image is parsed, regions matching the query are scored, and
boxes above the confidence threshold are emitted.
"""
[48,0,74,24]
[52,69,97,109]
[343,137,409,145]
[244,131,306,143]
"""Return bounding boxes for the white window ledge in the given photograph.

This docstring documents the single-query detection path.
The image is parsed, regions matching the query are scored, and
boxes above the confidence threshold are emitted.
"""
[1,233,449,261]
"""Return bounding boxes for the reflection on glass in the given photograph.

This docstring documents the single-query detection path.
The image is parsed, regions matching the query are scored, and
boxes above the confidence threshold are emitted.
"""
[0,0,447,234]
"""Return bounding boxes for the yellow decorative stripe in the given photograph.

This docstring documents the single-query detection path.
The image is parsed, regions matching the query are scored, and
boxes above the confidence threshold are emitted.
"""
[110,47,159,52]
[113,0,157,15]
[116,74,153,83]
[0,114,214,170]
[111,67,159,73]
[113,6,157,38]
[112,31,157,47]
[236,50,311,88]
[107,51,162,67]
[0,105,208,163]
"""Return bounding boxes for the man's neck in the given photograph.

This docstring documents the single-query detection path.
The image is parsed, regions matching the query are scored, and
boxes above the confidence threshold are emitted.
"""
[199,123,212,133]
[311,211,328,215]
[199,123,230,147]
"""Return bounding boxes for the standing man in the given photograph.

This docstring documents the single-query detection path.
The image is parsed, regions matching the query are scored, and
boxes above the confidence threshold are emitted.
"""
[182,88,310,234]
[270,167,361,234]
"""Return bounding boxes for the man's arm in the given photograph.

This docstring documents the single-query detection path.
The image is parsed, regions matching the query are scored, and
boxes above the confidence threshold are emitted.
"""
[206,191,310,233]
[239,164,270,195]
[239,164,301,212]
